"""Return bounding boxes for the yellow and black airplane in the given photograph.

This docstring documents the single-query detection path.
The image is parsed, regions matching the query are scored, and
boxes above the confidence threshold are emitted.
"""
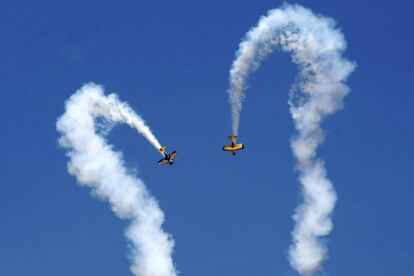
[158,146,178,166]
[223,135,244,155]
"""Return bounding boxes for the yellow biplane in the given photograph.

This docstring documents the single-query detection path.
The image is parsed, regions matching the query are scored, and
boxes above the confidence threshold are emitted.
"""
[158,146,178,166]
[223,135,244,155]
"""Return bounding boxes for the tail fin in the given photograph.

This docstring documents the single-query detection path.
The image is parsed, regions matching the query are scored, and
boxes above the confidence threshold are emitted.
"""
[160,146,167,154]
[228,135,237,143]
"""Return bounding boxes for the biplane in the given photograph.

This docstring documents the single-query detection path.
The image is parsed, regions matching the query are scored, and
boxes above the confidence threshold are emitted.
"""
[223,135,244,155]
[158,146,178,166]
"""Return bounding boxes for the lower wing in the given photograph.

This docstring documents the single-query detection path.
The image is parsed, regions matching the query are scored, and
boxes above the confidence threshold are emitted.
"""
[169,151,178,161]
[158,159,169,166]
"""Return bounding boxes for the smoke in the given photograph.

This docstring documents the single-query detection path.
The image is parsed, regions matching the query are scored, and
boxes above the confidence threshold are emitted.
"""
[56,83,177,276]
[227,4,355,275]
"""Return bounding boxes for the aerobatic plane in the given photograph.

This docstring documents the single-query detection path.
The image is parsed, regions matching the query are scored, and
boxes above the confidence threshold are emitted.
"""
[158,146,178,166]
[223,135,244,155]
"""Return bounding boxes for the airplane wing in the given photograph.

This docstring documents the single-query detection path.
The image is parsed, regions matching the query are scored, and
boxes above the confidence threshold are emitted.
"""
[223,145,235,151]
[158,159,169,166]
[232,143,244,150]
[169,151,178,161]
[223,144,244,151]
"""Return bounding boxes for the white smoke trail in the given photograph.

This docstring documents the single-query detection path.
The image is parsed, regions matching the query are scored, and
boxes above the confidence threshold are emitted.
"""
[56,83,177,276]
[227,4,355,275]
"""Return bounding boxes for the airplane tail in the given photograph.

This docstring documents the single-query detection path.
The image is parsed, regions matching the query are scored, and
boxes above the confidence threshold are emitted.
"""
[159,146,167,154]
[228,135,237,143]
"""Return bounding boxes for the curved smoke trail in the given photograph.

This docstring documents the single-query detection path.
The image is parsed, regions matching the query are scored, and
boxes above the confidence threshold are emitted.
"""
[227,4,355,275]
[56,83,177,276]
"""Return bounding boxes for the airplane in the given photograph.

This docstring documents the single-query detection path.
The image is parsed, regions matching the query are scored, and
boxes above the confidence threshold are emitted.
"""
[223,135,244,155]
[158,146,178,166]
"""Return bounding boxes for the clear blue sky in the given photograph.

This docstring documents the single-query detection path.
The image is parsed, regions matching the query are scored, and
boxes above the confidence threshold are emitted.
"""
[1,1,413,275]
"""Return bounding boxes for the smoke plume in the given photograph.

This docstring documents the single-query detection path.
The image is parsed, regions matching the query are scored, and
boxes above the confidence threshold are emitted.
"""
[56,83,177,276]
[227,4,355,275]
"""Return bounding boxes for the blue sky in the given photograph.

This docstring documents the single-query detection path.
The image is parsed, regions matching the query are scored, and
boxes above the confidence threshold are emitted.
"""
[1,0,413,275]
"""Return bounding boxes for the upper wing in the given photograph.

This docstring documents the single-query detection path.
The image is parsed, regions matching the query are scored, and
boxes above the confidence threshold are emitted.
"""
[223,145,235,151]
[232,143,244,151]
[158,159,169,166]
[223,144,244,151]
[169,151,178,161]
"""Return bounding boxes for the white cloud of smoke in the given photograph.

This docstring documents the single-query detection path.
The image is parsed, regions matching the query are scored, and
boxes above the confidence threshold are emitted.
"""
[227,4,355,275]
[56,83,177,276]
